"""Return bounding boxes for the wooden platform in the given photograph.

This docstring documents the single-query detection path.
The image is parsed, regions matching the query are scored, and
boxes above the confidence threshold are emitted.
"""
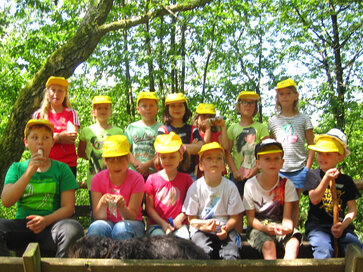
[1,243,362,272]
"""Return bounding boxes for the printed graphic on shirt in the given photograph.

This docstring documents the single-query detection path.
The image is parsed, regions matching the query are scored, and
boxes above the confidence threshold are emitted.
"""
[321,187,344,214]
[156,186,180,207]
[22,180,56,212]
[132,132,156,161]
[201,194,220,220]
[278,123,298,143]
[236,127,256,172]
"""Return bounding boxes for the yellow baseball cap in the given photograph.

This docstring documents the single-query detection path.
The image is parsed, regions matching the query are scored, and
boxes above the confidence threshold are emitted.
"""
[102,135,130,157]
[196,103,216,115]
[137,92,159,105]
[308,128,350,157]
[237,91,259,101]
[198,142,225,159]
[154,132,183,153]
[276,79,297,90]
[46,76,69,88]
[92,96,112,106]
[165,93,187,105]
[24,119,54,137]
[255,139,284,158]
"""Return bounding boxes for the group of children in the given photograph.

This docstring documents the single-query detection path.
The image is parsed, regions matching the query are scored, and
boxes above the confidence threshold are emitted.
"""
[0,76,361,260]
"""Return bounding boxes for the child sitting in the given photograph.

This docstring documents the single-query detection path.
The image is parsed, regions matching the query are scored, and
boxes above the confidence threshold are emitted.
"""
[243,139,301,260]
[304,128,362,258]
[0,119,83,257]
[86,135,145,240]
[145,132,193,239]
[183,142,244,260]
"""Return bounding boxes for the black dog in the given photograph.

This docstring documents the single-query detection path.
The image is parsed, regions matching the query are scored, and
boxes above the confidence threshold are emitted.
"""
[69,235,209,260]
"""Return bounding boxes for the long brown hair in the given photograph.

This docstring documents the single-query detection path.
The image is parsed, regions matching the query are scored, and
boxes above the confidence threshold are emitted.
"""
[38,87,72,119]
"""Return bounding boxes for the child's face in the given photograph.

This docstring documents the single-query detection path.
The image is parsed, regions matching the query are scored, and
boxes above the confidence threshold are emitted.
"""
[168,102,185,121]
[48,84,67,107]
[199,149,225,175]
[137,99,158,121]
[92,103,112,122]
[104,155,130,176]
[316,152,344,172]
[256,152,284,175]
[197,114,212,129]
[24,126,54,157]
[237,99,256,117]
[158,151,182,172]
[276,88,298,108]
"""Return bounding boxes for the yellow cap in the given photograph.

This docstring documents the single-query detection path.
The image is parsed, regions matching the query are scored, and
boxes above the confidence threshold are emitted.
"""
[154,132,183,153]
[165,93,187,105]
[46,76,69,88]
[92,96,112,105]
[255,139,284,158]
[196,103,216,115]
[137,92,159,105]
[102,135,130,157]
[24,119,54,137]
[198,142,224,159]
[276,79,297,90]
[237,91,259,101]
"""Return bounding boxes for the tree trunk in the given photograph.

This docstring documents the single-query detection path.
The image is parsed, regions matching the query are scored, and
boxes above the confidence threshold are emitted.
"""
[145,0,155,92]
[180,22,187,94]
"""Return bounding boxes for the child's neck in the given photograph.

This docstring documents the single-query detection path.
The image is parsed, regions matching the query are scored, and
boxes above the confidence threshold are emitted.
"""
[257,172,279,190]
[109,172,127,187]
[96,119,112,130]
[37,158,52,173]
[51,104,64,114]
[239,115,254,127]
[171,119,185,128]
[280,106,297,117]
[142,118,156,127]
[204,173,222,187]
[159,169,178,181]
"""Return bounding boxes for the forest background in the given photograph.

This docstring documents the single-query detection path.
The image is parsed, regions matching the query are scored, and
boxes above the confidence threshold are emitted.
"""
[0,0,362,240]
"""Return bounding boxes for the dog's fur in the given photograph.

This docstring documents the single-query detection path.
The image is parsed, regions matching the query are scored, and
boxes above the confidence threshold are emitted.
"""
[69,235,209,260]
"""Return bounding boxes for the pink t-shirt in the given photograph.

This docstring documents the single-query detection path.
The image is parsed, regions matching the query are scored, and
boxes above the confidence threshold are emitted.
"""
[145,172,193,225]
[33,108,79,167]
[91,169,145,222]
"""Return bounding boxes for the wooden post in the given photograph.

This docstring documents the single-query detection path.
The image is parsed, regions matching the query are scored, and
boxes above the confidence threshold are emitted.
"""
[22,243,41,272]
[330,178,339,258]
[344,243,363,272]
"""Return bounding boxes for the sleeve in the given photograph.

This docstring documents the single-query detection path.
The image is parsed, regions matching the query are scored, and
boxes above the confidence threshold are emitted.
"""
[124,125,133,147]
[304,113,313,131]
[242,180,255,210]
[158,125,167,135]
[59,162,78,191]
[79,127,88,141]
[303,169,319,194]
[258,123,269,141]
[227,124,234,140]
[182,182,198,216]
[71,109,80,127]
[130,171,145,194]
[90,172,104,192]
[284,179,299,203]
[32,111,40,119]
[192,126,202,141]
[344,176,361,201]
[4,162,21,185]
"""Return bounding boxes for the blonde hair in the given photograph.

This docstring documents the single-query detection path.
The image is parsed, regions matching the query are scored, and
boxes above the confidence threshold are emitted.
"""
[275,86,299,115]
[38,87,72,119]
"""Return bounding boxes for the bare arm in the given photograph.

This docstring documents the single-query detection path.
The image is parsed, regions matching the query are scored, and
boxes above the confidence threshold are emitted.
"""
[305,129,315,169]
[184,139,203,155]
[146,194,172,233]
[309,168,340,205]
[77,140,88,160]
[216,119,228,150]
[225,138,242,181]
[188,215,220,232]
[118,191,144,220]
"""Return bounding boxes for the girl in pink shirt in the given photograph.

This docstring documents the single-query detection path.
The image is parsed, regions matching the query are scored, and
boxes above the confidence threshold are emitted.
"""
[33,76,79,176]
[146,132,193,239]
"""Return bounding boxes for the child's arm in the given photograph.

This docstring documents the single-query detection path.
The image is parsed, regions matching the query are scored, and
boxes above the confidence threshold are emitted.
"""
[129,153,151,177]
[91,191,110,220]
[305,129,315,169]
[246,210,277,236]
[146,194,174,234]
[281,201,294,235]
[117,192,144,220]
[188,215,220,232]
[216,214,239,240]
[26,189,75,234]
[1,153,44,207]
[54,131,77,145]
[172,212,188,229]
[184,140,203,155]
[331,199,357,239]
[309,168,340,205]
[77,140,88,160]
[225,138,242,181]
[216,119,228,150]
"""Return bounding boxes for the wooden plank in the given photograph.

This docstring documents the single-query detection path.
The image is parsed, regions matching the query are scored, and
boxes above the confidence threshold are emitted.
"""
[0,257,25,272]
[345,243,363,272]
[39,258,345,272]
[22,243,41,272]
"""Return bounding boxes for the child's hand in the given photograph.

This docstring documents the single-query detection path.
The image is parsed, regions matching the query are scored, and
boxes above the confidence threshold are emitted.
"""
[266,223,277,235]
[135,163,149,177]
[232,170,243,181]
[274,224,292,236]
[57,131,77,144]
[331,222,344,238]
[161,221,175,234]
[114,195,126,209]
[27,152,46,174]
[26,215,47,234]
[216,225,228,240]
[172,216,184,229]
[214,117,225,128]
[204,219,221,232]
[101,194,113,205]
[325,168,340,180]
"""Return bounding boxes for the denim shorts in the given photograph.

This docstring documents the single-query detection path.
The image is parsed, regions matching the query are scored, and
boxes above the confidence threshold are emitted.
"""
[280,167,309,189]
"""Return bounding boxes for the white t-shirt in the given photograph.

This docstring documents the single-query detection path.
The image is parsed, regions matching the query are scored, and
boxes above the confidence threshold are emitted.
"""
[243,175,298,222]
[183,176,245,235]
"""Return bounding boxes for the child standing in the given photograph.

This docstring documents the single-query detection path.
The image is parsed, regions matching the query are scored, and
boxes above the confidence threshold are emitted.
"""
[78,96,123,190]
[158,93,203,179]
[226,91,269,196]
[243,139,301,260]
[145,132,193,239]
[268,79,315,226]
[124,92,162,179]
[87,135,145,240]
[183,142,244,260]
[33,76,79,177]
[0,120,83,257]
[304,129,362,259]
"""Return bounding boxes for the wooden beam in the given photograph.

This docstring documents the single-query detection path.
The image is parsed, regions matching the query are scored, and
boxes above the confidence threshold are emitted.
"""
[345,243,363,272]
[22,243,41,272]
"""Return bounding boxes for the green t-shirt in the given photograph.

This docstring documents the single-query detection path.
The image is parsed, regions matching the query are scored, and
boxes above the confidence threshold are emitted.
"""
[4,160,78,219]
[227,121,269,171]
[124,120,162,172]
[79,124,123,188]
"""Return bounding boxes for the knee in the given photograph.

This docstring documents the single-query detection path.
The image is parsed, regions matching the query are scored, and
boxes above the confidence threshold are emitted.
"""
[262,240,275,252]
[112,220,144,240]
[87,220,112,237]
